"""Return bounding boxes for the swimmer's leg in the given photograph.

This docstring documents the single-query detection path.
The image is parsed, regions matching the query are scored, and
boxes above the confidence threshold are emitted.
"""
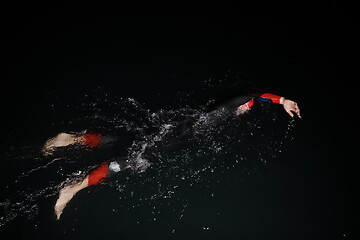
[42,132,108,155]
[54,175,89,220]
[54,159,129,220]
[54,162,110,220]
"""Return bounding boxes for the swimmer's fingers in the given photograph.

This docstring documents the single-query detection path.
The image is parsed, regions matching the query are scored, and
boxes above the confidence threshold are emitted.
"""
[290,102,301,119]
[286,108,294,118]
[283,100,294,118]
[294,103,301,119]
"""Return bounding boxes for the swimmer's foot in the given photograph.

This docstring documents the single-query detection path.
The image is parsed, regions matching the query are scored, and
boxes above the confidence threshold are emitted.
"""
[42,133,80,156]
[54,177,89,220]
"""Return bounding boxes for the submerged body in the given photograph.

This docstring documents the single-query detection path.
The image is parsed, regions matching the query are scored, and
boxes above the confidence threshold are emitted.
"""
[48,92,300,219]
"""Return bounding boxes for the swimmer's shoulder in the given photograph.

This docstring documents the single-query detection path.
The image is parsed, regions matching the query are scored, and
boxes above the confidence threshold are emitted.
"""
[206,90,255,112]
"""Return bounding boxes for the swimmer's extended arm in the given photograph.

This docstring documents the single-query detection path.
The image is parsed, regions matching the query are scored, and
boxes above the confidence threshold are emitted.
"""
[254,93,301,118]
[255,93,284,104]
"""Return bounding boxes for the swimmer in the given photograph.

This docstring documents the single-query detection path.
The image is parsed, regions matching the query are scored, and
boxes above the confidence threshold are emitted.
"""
[44,92,300,155]
[42,131,103,155]
[52,92,301,219]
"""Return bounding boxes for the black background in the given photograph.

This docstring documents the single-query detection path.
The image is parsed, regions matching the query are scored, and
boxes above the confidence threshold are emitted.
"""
[0,1,357,239]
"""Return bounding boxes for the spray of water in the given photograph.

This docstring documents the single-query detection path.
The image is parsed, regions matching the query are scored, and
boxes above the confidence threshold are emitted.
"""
[0,85,296,232]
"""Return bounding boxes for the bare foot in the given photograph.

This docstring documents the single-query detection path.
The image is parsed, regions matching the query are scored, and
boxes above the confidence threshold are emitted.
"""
[54,176,89,220]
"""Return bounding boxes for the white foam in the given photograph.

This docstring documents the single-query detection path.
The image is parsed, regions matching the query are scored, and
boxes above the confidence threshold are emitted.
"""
[109,161,121,172]
[135,158,151,172]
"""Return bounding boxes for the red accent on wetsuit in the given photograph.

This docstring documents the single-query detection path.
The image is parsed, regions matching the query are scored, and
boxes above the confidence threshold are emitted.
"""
[245,99,255,109]
[82,133,102,148]
[88,161,109,186]
[260,93,282,104]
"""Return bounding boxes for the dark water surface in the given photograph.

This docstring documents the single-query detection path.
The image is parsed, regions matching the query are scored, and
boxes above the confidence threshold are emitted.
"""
[1,4,356,239]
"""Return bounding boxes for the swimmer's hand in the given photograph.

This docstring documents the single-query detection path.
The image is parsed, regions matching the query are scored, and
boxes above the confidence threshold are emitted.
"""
[282,98,301,118]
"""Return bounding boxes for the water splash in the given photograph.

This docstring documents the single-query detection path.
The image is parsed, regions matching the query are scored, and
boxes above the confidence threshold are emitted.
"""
[0,86,297,233]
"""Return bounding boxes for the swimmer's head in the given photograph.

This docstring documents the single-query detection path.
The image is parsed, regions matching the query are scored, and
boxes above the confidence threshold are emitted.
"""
[236,100,254,115]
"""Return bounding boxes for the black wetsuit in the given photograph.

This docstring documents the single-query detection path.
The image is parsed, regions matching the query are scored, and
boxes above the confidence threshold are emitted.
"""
[88,92,284,185]
[171,92,282,137]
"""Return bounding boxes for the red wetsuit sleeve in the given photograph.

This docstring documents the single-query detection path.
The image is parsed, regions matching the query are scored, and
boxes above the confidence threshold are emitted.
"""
[259,93,282,104]
[82,133,102,148]
[238,99,256,110]
[245,99,255,109]
[88,161,109,186]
